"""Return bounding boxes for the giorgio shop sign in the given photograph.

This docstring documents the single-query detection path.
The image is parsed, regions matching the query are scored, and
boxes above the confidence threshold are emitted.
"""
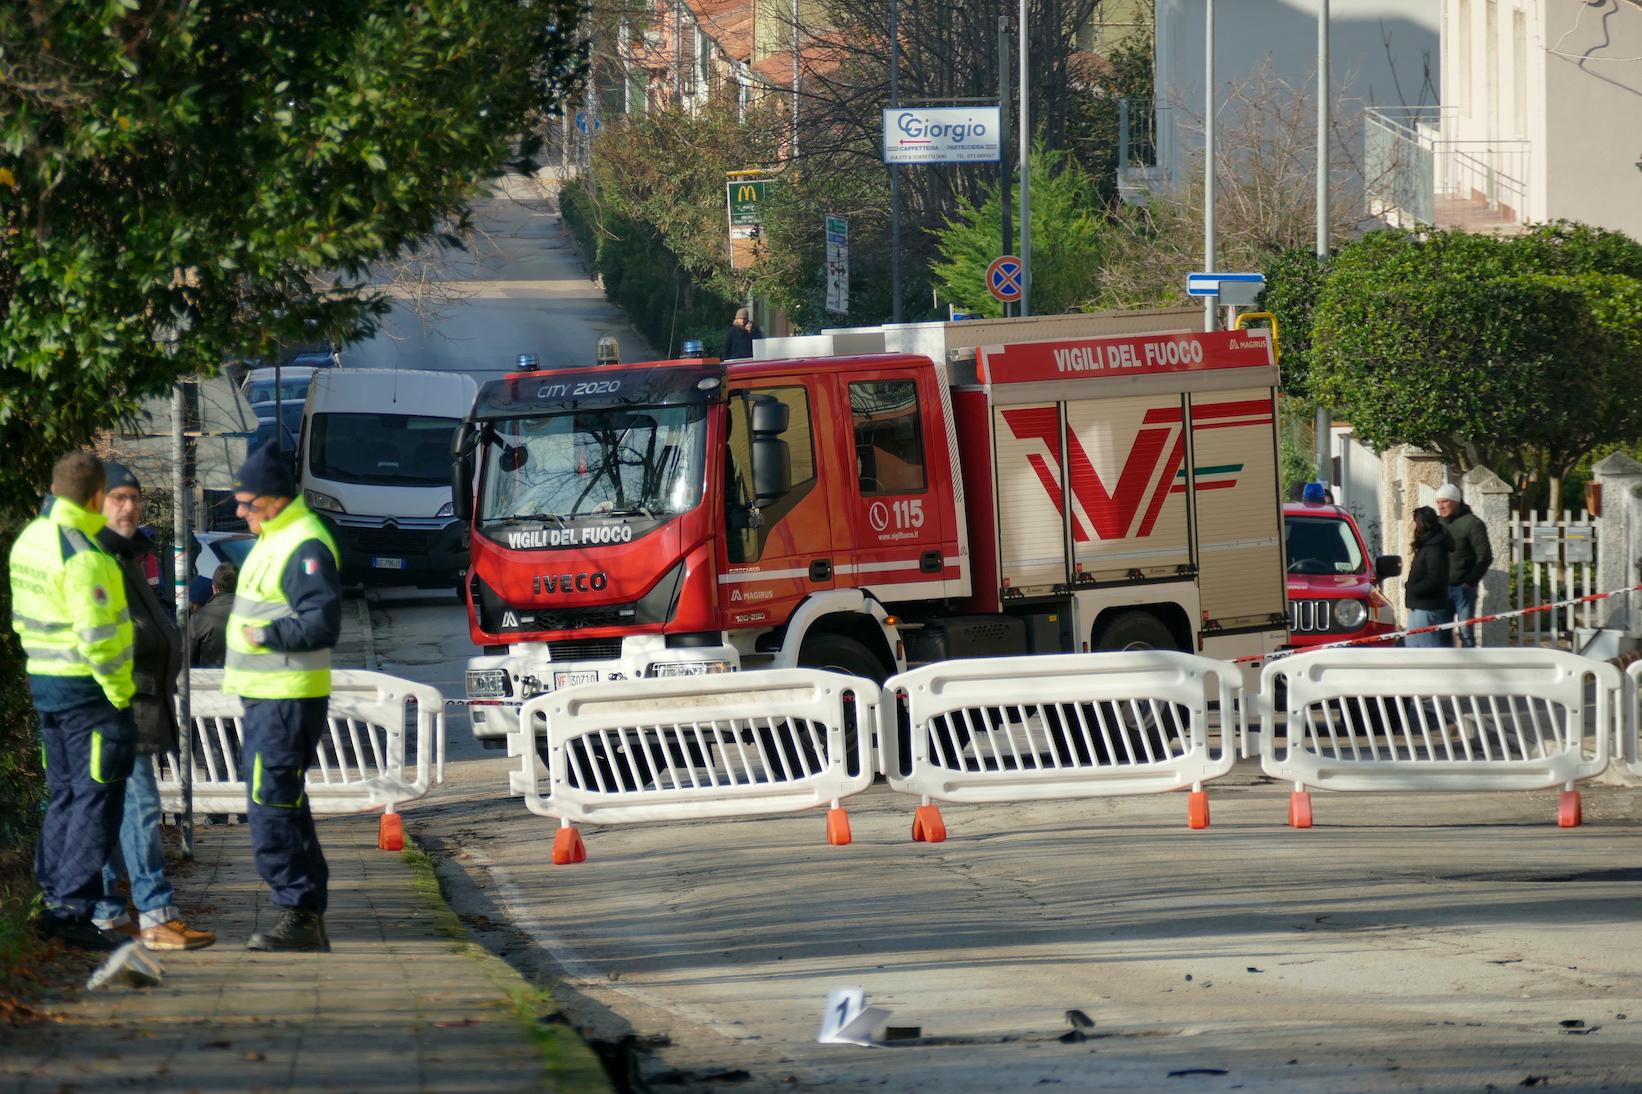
[881,106,1002,165]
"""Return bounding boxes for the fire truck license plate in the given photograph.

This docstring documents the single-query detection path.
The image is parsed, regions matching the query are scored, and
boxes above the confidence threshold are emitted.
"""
[371,557,406,570]
[554,670,599,689]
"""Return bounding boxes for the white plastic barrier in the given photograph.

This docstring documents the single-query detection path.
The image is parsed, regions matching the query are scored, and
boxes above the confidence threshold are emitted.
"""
[156,669,447,817]
[1623,661,1642,779]
[883,652,1243,836]
[513,670,877,861]
[1261,648,1615,826]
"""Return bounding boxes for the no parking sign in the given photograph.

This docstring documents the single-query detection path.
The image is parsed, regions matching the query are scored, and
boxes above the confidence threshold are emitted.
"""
[985,255,1023,304]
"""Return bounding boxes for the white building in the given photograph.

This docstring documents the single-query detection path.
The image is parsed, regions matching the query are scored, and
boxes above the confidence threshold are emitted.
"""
[1141,0,1440,187]
[1367,0,1642,236]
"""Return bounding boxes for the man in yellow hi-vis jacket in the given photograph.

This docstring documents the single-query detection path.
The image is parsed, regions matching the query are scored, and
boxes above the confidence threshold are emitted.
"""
[8,451,137,951]
[221,443,341,953]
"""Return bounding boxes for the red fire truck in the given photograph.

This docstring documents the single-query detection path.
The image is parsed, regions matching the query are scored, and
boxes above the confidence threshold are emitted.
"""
[454,313,1289,747]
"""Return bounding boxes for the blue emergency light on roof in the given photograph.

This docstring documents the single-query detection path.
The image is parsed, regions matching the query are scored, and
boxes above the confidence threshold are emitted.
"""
[517,353,540,372]
[681,339,705,358]
[1302,482,1328,504]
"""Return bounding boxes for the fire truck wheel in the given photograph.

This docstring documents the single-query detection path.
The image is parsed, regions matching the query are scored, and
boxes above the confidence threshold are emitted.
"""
[1093,610,1179,653]
[798,634,886,777]
[798,633,889,683]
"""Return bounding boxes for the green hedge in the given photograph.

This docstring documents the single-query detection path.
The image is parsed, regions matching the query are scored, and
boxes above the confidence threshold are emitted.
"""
[558,178,738,359]
[0,523,46,982]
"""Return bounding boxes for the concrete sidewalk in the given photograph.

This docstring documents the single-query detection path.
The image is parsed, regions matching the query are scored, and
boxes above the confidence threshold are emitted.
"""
[0,816,608,1093]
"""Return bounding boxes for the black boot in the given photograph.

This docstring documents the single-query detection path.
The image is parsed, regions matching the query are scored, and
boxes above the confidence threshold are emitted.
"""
[38,914,123,952]
[245,909,331,953]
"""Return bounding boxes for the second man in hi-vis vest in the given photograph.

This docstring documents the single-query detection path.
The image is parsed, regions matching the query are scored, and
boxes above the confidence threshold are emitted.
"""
[222,443,342,953]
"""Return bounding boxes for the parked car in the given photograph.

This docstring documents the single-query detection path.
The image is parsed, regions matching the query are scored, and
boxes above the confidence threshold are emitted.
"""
[242,366,317,417]
[194,529,255,580]
[1284,494,1402,650]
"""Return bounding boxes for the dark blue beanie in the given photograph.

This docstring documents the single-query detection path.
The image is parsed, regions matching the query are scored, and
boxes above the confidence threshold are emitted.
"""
[233,442,296,498]
[102,460,140,493]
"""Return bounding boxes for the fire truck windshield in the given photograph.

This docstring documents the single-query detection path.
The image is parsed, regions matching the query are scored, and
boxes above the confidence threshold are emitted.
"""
[476,405,706,526]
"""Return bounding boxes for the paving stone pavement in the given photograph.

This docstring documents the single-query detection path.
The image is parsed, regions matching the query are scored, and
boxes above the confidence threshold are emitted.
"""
[0,816,594,1093]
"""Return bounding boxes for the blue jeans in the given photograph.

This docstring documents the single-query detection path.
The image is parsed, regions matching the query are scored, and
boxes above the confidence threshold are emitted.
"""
[1405,608,1451,648]
[93,757,179,930]
[1449,584,1479,647]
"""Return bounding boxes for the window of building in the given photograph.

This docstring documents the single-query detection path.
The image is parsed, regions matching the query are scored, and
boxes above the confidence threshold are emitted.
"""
[849,379,926,495]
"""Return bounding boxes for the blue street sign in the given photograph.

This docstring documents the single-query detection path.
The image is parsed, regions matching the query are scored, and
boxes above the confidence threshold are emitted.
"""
[1186,271,1265,297]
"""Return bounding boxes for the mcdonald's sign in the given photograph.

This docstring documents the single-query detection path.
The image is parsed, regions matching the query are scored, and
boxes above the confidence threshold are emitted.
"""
[726,179,770,227]
[726,176,774,269]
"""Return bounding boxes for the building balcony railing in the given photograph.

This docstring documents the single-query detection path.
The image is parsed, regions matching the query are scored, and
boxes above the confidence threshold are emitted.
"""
[1364,106,1531,234]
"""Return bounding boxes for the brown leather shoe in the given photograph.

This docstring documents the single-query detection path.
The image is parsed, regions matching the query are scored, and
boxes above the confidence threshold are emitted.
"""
[141,919,216,951]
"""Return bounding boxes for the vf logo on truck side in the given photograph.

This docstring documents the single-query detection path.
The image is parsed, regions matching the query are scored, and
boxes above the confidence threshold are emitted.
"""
[1000,399,1272,541]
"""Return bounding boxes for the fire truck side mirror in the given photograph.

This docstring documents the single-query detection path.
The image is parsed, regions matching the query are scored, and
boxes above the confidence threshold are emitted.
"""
[749,398,789,436]
[752,437,791,504]
[746,396,792,505]
[451,422,477,522]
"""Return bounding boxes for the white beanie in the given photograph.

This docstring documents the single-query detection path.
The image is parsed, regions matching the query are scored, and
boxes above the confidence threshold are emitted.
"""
[1435,483,1462,503]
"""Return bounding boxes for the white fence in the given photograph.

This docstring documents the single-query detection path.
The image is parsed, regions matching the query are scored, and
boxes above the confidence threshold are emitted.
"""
[883,653,1240,829]
[1261,648,1614,825]
[514,670,875,838]
[1508,509,1598,646]
[156,669,446,817]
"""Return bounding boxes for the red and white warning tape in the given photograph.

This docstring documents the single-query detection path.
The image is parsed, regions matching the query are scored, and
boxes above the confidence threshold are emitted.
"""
[1232,582,1642,664]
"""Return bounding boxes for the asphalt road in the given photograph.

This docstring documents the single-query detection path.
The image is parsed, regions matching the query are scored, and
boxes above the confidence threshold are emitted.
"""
[344,172,656,378]
[360,594,1642,1094]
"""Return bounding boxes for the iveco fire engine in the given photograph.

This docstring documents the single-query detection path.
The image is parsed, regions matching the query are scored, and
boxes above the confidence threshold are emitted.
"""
[453,311,1290,748]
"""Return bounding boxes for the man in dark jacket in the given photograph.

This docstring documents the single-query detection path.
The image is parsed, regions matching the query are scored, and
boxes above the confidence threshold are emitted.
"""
[190,562,237,668]
[1435,483,1493,648]
[720,307,762,360]
[89,463,215,951]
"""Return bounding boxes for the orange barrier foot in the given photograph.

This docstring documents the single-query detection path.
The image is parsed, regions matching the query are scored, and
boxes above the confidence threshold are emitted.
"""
[912,804,947,843]
[826,807,852,846]
[552,826,588,865]
[1187,790,1210,830]
[1558,790,1582,828]
[377,813,404,851]
[1289,791,1313,829]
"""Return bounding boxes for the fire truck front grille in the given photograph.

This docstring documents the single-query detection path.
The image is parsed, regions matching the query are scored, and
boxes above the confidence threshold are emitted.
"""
[548,638,624,662]
[1290,599,1335,634]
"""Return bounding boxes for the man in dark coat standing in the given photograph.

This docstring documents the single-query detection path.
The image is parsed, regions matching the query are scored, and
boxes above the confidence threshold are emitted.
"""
[89,462,215,950]
[1435,483,1493,648]
[190,562,237,668]
[721,307,762,360]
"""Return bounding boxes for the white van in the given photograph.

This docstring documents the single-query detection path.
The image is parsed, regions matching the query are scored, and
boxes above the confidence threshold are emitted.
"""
[299,369,478,588]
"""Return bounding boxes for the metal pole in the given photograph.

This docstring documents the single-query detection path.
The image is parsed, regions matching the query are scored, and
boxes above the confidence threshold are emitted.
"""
[1202,0,1216,333]
[889,0,902,322]
[999,16,1012,318]
[1017,0,1031,316]
[273,360,283,454]
[1315,0,1332,487]
[171,384,193,860]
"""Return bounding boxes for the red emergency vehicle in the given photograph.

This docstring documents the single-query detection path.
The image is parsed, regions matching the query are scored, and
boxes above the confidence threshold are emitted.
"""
[1282,496,1401,649]
[453,314,1291,747]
